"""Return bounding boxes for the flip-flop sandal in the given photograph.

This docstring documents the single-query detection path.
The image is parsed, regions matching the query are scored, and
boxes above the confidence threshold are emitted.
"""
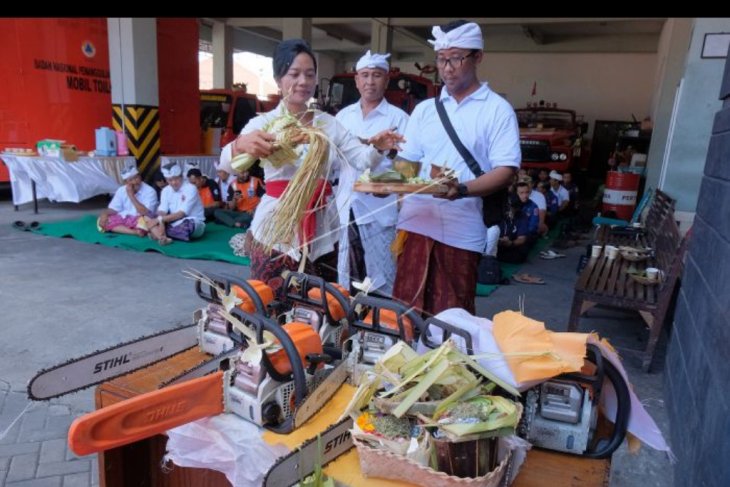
[13,220,28,231]
[28,221,40,230]
[540,250,566,260]
[513,273,545,285]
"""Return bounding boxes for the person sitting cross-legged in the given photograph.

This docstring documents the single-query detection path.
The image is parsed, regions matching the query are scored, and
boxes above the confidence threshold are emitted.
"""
[98,165,158,237]
[497,194,538,264]
[144,163,206,245]
[214,169,265,228]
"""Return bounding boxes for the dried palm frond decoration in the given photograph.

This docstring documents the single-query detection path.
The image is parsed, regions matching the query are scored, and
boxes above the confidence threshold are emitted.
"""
[232,104,332,255]
[258,123,330,253]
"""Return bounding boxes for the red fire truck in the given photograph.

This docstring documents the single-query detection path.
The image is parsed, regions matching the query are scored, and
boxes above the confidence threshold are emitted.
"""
[515,104,589,173]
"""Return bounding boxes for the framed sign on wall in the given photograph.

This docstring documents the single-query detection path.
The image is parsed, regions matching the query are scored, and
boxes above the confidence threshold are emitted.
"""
[701,33,730,59]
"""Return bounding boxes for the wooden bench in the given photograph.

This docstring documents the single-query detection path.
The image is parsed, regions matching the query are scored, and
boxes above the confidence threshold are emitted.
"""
[569,191,685,372]
[593,188,676,246]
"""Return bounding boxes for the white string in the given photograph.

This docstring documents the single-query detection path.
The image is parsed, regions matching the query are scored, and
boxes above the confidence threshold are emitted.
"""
[0,400,35,442]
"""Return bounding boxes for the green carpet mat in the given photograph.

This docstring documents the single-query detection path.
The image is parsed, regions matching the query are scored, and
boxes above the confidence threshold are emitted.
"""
[23,215,250,266]
[18,216,562,295]
[475,222,564,296]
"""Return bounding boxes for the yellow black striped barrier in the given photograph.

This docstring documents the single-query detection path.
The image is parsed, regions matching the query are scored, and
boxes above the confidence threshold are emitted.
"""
[112,104,160,180]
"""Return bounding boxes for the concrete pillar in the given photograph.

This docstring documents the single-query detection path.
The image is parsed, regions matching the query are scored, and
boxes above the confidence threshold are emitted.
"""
[107,18,161,179]
[371,18,393,54]
[645,19,692,194]
[282,18,312,44]
[212,21,233,89]
[649,18,730,213]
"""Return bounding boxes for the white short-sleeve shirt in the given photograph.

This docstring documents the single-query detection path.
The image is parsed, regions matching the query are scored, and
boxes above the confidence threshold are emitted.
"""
[335,98,409,227]
[159,182,205,227]
[397,83,521,252]
[108,182,158,217]
[551,185,570,207]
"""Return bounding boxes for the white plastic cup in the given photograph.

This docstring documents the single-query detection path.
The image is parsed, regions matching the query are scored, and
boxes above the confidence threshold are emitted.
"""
[591,245,602,258]
[646,267,660,281]
[606,245,619,260]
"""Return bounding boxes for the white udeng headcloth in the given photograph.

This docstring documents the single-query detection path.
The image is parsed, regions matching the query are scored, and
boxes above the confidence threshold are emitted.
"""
[355,50,390,71]
[161,162,182,178]
[428,22,484,51]
[120,165,139,180]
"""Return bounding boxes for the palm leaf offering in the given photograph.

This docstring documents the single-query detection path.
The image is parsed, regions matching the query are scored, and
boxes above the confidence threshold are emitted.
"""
[344,340,521,475]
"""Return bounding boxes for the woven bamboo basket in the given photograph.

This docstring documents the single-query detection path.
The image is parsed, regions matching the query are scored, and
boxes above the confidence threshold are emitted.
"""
[353,436,511,487]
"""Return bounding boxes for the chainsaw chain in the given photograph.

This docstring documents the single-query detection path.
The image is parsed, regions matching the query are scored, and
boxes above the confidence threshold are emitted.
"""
[27,323,198,401]
[262,416,354,487]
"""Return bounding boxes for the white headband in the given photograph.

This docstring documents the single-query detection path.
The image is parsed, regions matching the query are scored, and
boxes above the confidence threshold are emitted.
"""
[161,162,182,178]
[355,50,390,72]
[428,22,484,51]
[121,165,139,180]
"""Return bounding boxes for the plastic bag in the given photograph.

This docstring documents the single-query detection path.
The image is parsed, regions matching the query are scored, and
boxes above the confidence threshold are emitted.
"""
[164,413,289,487]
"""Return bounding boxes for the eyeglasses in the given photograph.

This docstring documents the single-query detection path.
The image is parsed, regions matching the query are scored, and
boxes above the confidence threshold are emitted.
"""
[435,52,476,69]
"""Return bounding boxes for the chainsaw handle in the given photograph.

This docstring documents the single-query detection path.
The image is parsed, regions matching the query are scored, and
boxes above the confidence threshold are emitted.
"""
[347,294,424,343]
[194,273,230,304]
[420,317,474,355]
[228,309,308,409]
[282,271,350,326]
[220,273,267,315]
[68,372,225,456]
[583,356,631,459]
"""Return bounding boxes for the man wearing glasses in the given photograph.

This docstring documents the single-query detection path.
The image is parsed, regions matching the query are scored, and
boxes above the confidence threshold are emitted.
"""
[391,20,520,316]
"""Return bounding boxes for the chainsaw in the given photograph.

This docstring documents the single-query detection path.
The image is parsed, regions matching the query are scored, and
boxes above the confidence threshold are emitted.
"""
[343,293,424,384]
[518,343,631,458]
[418,321,631,459]
[64,284,425,484]
[27,272,272,401]
[277,271,351,355]
[68,308,349,455]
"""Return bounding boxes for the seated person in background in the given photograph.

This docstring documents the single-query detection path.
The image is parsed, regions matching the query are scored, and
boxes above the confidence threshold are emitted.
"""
[497,195,538,264]
[549,170,570,214]
[562,171,579,213]
[536,168,550,186]
[98,165,158,237]
[187,168,223,221]
[215,165,234,200]
[537,180,559,228]
[151,170,167,199]
[522,176,548,236]
[144,163,206,245]
[214,169,264,228]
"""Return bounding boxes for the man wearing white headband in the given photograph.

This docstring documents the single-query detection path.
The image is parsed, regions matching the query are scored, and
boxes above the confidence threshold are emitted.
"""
[97,164,158,237]
[144,162,206,245]
[391,20,521,315]
[335,49,409,295]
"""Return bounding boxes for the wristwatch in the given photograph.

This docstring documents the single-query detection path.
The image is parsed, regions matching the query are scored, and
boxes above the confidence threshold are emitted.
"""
[456,183,469,198]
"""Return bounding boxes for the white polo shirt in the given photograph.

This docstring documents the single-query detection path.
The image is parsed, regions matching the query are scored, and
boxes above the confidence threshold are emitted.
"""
[159,182,205,227]
[335,98,409,227]
[108,182,158,217]
[397,83,521,252]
